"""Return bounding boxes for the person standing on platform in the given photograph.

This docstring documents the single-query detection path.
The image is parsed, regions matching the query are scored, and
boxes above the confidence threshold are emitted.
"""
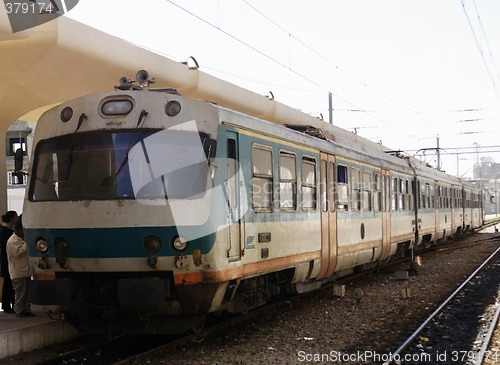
[6,215,34,317]
[0,210,18,314]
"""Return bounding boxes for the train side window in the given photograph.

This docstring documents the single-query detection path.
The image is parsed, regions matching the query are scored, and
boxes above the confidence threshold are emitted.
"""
[391,177,398,211]
[423,182,427,209]
[417,181,421,209]
[352,168,361,212]
[432,185,436,208]
[438,186,443,209]
[363,171,372,211]
[279,152,297,211]
[302,157,317,210]
[442,186,446,208]
[425,183,431,208]
[252,145,273,211]
[374,173,381,212]
[329,162,335,212]
[337,165,348,211]
[399,178,405,211]
[321,160,327,212]
[410,180,415,211]
[227,139,237,209]
[383,175,390,212]
[405,180,410,210]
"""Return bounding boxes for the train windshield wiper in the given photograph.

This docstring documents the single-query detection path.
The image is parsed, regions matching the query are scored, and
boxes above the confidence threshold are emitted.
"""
[66,113,87,179]
[115,109,148,177]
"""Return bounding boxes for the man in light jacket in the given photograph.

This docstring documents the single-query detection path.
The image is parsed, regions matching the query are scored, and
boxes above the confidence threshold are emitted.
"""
[6,215,33,317]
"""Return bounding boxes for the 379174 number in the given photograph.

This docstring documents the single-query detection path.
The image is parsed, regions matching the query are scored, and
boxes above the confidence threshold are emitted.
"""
[5,1,56,14]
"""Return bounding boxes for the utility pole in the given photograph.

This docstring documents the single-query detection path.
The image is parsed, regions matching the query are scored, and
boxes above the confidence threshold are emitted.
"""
[436,135,441,170]
[328,92,333,124]
[496,178,499,216]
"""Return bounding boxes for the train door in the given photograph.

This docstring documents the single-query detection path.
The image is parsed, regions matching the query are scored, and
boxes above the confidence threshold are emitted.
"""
[317,153,337,280]
[435,182,440,240]
[380,169,391,260]
[450,187,455,235]
[226,131,243,261]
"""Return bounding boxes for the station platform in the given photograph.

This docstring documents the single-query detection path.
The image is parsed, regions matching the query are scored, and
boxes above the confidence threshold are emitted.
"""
[0,305,77,359]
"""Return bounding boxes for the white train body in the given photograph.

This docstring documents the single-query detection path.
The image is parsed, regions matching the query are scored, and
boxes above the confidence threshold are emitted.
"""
[23,85,483,334]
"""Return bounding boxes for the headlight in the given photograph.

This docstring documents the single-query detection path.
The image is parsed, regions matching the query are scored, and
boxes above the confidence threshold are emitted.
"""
[54,238,69,254]
[101,99,133,116]
[165,100,181,116]
[172,236,188,251]
[60,106,73,122]
[144,236,161,253]
[36,239,49,254]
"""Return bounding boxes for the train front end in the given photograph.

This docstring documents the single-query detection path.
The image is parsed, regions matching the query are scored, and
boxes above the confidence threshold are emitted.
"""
[24,84,229,334]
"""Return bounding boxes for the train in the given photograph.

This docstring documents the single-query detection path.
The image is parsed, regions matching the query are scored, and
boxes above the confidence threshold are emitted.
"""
[22,71,483,334]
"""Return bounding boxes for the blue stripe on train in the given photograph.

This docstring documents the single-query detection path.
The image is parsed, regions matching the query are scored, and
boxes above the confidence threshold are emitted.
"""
[25,226,216,258]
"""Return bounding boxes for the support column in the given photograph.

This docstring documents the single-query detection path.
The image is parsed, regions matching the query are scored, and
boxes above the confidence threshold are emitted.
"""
[0,126,7,213]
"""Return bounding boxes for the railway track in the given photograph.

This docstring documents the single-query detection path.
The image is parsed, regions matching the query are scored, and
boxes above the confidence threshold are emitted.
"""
[34,334,174,365]
[383,246,500,365]
[478,302,500,365]
[34,295,310,365]
[33,230,500,365]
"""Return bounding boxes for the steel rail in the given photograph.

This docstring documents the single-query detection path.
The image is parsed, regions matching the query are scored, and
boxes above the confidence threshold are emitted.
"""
[33,231,498,365]
[475,296,500,365]
[382,245,500,365]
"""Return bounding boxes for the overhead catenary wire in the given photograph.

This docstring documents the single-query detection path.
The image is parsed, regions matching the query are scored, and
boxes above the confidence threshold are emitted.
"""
[460,0,500,96]
[241,0,414,113]
[165,0,410,138]
[237,0,499,132]
[162,0,497,163]
[471,0,500,83]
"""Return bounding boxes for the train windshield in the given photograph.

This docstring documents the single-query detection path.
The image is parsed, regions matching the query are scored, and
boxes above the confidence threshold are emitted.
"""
[29,129,211,202]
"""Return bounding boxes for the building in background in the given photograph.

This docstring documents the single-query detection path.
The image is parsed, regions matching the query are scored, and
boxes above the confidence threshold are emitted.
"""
[473,157,500,217]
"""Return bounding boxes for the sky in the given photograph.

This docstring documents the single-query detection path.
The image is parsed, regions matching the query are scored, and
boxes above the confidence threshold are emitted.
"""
[66,0,500,179]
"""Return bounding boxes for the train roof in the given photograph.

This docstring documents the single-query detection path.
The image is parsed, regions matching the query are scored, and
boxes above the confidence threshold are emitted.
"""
[217,104,479,193]
[217,106,411,173]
